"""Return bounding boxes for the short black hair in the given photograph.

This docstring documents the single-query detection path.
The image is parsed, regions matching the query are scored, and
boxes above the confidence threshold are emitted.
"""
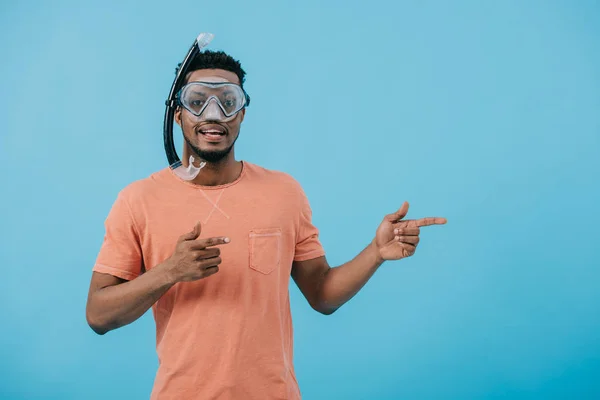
[182,50,247,88]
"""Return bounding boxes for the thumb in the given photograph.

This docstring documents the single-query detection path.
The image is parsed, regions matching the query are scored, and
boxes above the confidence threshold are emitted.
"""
[179,221,202,242]
[385,201,409,222]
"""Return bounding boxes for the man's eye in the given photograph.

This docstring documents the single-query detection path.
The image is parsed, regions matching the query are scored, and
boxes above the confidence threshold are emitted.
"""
[224,99,236,107]
[191,100,204,107]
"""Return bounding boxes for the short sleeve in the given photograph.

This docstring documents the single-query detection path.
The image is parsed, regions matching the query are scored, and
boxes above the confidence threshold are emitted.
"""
[294,187,326,262]
[92,191,143,281]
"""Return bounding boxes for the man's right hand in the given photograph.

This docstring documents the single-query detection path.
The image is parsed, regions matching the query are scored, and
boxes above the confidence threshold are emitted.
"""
[162,222,230,283]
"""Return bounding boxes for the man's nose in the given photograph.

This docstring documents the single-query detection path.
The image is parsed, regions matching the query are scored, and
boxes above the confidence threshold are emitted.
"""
[202,98,226,121]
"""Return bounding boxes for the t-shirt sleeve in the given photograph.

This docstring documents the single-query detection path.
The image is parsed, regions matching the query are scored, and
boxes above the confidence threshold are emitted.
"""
[92,191,143,281]
[294,186,326,262]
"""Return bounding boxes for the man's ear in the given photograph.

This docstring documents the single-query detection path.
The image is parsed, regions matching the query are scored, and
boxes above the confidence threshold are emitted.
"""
[174,107,182,127]
[239,108,246,123]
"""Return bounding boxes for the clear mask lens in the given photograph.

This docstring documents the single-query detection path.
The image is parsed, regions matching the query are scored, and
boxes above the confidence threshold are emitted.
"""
[179,82,247,121]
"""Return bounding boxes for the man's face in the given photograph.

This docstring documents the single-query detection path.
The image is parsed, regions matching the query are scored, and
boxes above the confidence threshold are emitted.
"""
[175,69,246,163]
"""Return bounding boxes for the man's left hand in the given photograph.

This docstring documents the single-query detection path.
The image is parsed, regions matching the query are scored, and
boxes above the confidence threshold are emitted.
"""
[375,201,446,261]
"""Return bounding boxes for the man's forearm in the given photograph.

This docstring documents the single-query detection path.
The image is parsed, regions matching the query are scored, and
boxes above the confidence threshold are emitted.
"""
[87,263,176,334]
[317,240,384,314]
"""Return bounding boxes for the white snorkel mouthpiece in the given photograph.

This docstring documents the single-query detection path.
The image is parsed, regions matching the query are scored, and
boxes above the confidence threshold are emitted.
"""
[172,155,207,181]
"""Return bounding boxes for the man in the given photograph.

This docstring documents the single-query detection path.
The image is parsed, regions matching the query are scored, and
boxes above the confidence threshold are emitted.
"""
[86,46,446,399]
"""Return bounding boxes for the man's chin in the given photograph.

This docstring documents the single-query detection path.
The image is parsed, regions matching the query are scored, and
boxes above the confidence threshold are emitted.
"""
[184,135,236,163]
[198,151,229,163]
[193,145,234,163]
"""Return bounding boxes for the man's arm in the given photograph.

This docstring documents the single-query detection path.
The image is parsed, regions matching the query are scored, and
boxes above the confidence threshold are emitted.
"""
[86,222,228,334]
[86,265,176,335]
[291,241,383,315]
[292,202,446,315]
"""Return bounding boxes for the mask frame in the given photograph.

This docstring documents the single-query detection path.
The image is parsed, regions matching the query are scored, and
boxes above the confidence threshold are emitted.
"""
[175,81,250,122]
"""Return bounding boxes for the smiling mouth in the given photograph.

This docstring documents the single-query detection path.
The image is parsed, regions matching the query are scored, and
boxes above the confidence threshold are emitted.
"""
[197,126,227,141]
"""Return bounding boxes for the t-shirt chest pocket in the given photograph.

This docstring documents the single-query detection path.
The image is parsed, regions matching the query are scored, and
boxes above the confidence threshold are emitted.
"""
[248,228,282,274]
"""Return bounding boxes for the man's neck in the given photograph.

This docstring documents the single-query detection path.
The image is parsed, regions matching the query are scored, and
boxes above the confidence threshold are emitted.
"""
[184,152,243,187]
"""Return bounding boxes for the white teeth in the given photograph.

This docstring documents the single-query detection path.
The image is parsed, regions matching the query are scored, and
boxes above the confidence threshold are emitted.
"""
[201,130,224,134]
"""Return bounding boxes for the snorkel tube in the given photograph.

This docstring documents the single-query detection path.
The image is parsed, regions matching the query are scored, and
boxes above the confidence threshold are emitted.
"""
[163,33,214,180]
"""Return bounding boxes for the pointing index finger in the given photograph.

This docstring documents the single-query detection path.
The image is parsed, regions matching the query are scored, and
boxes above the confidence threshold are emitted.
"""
[191,236,231,249]
[415,217,447,227]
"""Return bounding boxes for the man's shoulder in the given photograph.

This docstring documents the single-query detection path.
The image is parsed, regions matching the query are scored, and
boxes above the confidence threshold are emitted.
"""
[115,168,171,203]
[245,162,304,193]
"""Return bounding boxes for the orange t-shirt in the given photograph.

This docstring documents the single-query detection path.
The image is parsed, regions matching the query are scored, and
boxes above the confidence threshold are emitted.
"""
[93,162,325,400]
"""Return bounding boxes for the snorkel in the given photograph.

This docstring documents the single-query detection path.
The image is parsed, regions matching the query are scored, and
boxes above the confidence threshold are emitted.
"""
[163,33,214,181]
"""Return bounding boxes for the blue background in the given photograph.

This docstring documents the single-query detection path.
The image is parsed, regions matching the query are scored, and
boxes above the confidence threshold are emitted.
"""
[1,0,599,399]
